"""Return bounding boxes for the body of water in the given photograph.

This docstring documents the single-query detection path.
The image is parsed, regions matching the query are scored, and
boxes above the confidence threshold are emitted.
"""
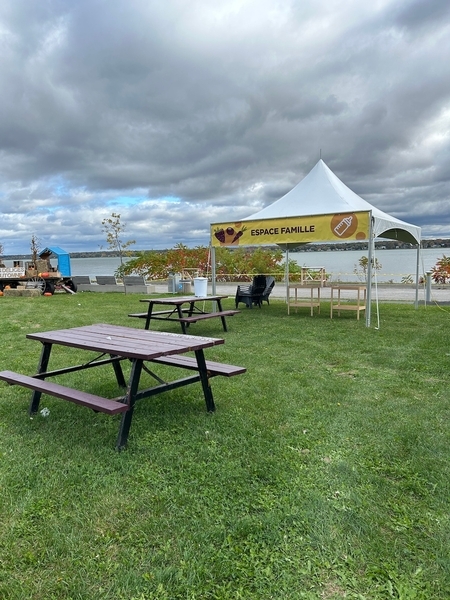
[70,256,135,277]
[288,247,444,283]
[66,248,447,284]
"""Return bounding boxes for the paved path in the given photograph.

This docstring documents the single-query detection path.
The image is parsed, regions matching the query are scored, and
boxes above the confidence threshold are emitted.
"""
[151,282,450,304]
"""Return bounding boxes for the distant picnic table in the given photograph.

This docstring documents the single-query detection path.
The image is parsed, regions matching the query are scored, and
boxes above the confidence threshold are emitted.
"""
[129,295,240,334]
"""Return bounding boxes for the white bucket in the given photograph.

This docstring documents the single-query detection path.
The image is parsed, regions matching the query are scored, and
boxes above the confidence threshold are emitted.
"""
[193,277,208,297]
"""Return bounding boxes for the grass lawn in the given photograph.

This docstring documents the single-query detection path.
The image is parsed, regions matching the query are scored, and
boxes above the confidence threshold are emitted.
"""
[0,292,449,599]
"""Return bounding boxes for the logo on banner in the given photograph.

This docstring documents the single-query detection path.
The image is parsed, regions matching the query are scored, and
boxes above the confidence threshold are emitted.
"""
[330,213,365,239]
[213,223,247,246]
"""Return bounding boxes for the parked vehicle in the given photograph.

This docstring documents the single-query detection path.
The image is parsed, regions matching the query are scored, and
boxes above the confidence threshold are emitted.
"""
[0,246,77,294]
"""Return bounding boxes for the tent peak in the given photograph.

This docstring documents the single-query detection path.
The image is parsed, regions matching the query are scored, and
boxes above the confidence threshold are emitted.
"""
[241,160,420,245]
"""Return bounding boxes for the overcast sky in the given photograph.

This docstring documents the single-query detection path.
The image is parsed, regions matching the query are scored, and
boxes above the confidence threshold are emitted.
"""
[1,0,449,255]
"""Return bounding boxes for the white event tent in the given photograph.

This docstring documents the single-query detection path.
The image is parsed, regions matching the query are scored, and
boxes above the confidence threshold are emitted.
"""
[210,160,421,327]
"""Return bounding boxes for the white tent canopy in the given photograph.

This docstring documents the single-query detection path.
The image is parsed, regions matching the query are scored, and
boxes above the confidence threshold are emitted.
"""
[242,159,421,245]
[210,160,421,327]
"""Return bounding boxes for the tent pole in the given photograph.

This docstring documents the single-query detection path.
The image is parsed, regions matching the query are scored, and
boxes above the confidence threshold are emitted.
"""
[414,243,420,309]
[285,246,289,301]
[211,245,216,295]
[365,214,374,328]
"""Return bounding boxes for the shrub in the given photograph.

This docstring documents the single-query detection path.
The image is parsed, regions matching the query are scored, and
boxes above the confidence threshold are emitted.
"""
[430,254,450,284]
[119,244,301,281]
[353,255,382,281]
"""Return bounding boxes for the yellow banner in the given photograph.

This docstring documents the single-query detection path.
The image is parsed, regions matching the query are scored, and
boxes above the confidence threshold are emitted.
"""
[211,212,370,247]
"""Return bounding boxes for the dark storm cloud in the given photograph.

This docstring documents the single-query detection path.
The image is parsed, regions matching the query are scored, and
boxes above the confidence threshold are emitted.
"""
[393,0,450,31]
[0,0,449,254]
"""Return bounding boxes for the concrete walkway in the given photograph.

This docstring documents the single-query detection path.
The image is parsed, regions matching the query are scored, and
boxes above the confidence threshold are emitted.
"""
[150,281,450,305]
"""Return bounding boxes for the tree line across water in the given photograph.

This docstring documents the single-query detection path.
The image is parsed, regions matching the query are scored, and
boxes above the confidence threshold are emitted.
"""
[114,243,450,284]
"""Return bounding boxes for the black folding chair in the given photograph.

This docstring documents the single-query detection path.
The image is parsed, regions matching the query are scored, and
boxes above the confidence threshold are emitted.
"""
[261,276,275,304]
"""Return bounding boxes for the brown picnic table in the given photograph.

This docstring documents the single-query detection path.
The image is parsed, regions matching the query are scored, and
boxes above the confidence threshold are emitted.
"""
[0,324,246,450]
[129,295,240,333]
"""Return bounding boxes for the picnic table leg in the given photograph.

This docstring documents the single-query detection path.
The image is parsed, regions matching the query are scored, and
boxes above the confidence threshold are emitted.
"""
[177,305,188,334]
[195,349,215,413]
[144,302,155,330]
[216,298,228,332]
[29,342,53,415]
[116,359,143,450]
[110,355,126,388]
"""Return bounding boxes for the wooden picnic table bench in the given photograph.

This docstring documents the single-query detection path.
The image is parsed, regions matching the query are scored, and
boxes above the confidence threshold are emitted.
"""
[151,355,246,376]
[0,324,246,450]
[129,309,189,319]
[178,310,240,325]
[0,371,128,415]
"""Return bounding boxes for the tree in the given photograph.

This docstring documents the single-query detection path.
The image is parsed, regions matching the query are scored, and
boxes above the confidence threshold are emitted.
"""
[101,213,135,266]
[353,255,382,281]
[30,234,40,268]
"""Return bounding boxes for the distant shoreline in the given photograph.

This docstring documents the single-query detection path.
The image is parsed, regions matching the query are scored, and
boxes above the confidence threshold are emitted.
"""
[1,251,139,260]
[2,238,450,260]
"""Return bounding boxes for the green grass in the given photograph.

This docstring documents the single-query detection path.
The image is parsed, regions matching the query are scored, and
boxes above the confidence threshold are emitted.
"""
[0,292,449,599]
